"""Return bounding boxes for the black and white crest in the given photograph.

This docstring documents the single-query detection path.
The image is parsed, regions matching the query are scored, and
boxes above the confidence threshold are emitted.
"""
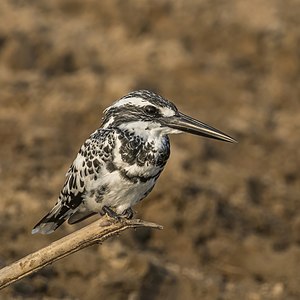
[121,90,177,110]
[32,90,236,234]
[101,90,178,129]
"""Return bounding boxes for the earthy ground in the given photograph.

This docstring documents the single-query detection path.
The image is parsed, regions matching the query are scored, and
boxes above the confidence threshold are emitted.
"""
[0,0,300,299]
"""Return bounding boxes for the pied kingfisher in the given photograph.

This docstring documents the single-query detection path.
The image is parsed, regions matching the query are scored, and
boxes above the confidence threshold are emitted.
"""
[32,90,236,234]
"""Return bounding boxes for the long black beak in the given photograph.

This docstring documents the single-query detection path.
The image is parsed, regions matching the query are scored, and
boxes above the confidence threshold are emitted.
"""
[162,112,237,143]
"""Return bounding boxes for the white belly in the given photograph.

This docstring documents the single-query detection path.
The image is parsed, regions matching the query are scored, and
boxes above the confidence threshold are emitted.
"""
[82,170,157,214]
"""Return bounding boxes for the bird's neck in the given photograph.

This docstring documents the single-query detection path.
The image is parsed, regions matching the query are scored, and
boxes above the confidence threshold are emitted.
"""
[113,122,170,169]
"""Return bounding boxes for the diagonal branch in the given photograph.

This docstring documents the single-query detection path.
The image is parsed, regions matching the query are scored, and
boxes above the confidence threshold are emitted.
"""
[0,216,163,290]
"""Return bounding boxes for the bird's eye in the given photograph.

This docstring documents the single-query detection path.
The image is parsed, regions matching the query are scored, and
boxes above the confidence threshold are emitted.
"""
[144,105,159,115]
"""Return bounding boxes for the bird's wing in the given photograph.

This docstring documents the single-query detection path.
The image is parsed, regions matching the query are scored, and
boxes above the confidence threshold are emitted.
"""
[32,129,114,234]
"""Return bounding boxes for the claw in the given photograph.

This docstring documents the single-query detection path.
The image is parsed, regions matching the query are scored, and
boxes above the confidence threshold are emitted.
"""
[102,206,120,221]
[121,207,134,219]
[101,206,134,221]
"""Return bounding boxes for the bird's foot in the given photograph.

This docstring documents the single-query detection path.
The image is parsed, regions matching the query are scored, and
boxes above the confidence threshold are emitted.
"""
[121,207,134,219]
[101,206,121,221]
[101,206,134,222]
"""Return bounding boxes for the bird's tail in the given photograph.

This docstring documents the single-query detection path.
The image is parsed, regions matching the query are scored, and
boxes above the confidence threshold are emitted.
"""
[32,203,73,235]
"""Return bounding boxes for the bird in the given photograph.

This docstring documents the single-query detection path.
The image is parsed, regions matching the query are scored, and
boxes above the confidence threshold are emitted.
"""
[32,90,236,234]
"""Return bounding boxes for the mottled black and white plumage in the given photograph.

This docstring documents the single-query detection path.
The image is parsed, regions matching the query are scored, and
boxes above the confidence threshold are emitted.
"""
[32,90,236,234]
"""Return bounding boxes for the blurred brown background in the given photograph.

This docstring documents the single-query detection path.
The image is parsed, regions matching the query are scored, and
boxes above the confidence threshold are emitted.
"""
[0,0,300,299]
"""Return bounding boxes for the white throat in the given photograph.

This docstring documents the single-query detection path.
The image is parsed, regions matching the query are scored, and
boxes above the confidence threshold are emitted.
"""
[118,121,181,140]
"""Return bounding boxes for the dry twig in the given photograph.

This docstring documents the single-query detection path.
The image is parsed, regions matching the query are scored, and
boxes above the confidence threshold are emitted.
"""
[0,216,163,290]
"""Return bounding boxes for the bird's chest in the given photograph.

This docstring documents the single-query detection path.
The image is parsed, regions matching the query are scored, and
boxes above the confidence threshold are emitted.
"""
[114,130,170,175]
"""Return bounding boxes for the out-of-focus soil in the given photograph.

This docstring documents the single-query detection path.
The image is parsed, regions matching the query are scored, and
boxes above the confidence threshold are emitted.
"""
[0,0,300,299]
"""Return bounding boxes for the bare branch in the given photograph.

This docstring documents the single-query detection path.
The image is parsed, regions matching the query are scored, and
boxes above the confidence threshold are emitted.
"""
[0,216,163,290]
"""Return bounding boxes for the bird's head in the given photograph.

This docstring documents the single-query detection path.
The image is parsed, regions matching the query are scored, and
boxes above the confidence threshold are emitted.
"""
[101,90,236,143]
